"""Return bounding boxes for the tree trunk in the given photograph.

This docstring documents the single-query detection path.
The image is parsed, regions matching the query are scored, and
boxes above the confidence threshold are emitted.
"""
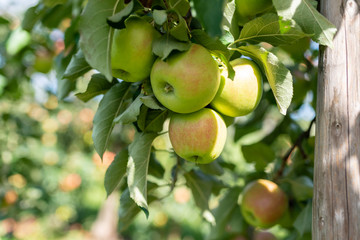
[313,0,360,239]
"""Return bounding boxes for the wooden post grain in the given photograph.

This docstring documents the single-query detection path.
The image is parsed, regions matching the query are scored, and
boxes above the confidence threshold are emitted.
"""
[313,0,360,239]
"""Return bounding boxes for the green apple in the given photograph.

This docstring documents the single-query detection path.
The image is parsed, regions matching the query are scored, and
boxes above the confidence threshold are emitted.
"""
[168,108,227,164]
[211,58,263,117]
[241,179,288,228]
[111,16,160,82]
[235,0,273,19]
[150,44,220,113]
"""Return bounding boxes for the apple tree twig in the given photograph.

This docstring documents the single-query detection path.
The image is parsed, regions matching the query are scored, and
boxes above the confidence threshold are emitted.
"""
[273,117,316,181]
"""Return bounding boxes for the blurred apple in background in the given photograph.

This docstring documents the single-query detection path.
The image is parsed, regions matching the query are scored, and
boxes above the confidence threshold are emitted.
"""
[241,179,288,228]
[59,173,82,192]
[33,48,54,73]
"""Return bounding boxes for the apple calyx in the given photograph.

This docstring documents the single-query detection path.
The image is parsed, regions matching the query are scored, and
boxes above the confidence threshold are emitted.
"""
[164,83,174,93]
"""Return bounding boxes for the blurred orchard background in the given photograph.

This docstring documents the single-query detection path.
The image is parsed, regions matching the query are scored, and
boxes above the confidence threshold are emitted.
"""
[0,0,318,240]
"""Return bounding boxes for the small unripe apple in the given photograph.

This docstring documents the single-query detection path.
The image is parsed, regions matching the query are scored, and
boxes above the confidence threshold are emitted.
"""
[235,0,273,19]
[169,108,227,164]
[111,16,160,82]
[151,44,220,113]
[211,58,263,117]
[241,179,288,228]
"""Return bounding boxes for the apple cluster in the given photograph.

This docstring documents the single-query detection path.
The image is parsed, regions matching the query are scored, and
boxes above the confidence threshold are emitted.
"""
[111,16,263,164]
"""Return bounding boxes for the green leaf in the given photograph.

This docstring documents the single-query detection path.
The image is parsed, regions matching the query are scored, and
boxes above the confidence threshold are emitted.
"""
[241,142,275,171]
[222,0,239,40]
[0,17,10,25]
[92,82,132,158]
[118,184,158,231]
[114,94,143,124]
[153,9,167,25]
[211,50,235,80]
[143,109,168,133]
[79,0,125,81]
[6,28,31,56]
[191,0,225,37]
[169,11,190,41]
[208,187,242,240]
[22,5,47,32]
[104,148,129,196]
[152,0,167,8]
[234,102,267,141]
[63,49,92,80]
[184,170,212,211]
[55,50,77,99]
[0,75,6,96]
[41,3,71,28]
[169,0,190,16]
[64,17,80,49]
[127,132,158,218]
[140,95,165,110]
[118,189,140,231]
[137,106,148,131]
[148,153,165,178]
[293,201,312,237]
[107,0,144,29]
[184,170,225,223]
[273,0,336,47]
[198,161,224,176]
[237,13,311,46]
[137,107,168,133]
[152,35,191,60]
[284,176,313,201]
[235,45,293,115]
[226,206,248,235]
[42,0,67,7]
[57,78,76,100]
[191,29,230,59]
[76,74,117,102]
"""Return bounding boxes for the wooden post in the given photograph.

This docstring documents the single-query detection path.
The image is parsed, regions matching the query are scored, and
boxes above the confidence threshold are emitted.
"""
[313,0,360,239]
